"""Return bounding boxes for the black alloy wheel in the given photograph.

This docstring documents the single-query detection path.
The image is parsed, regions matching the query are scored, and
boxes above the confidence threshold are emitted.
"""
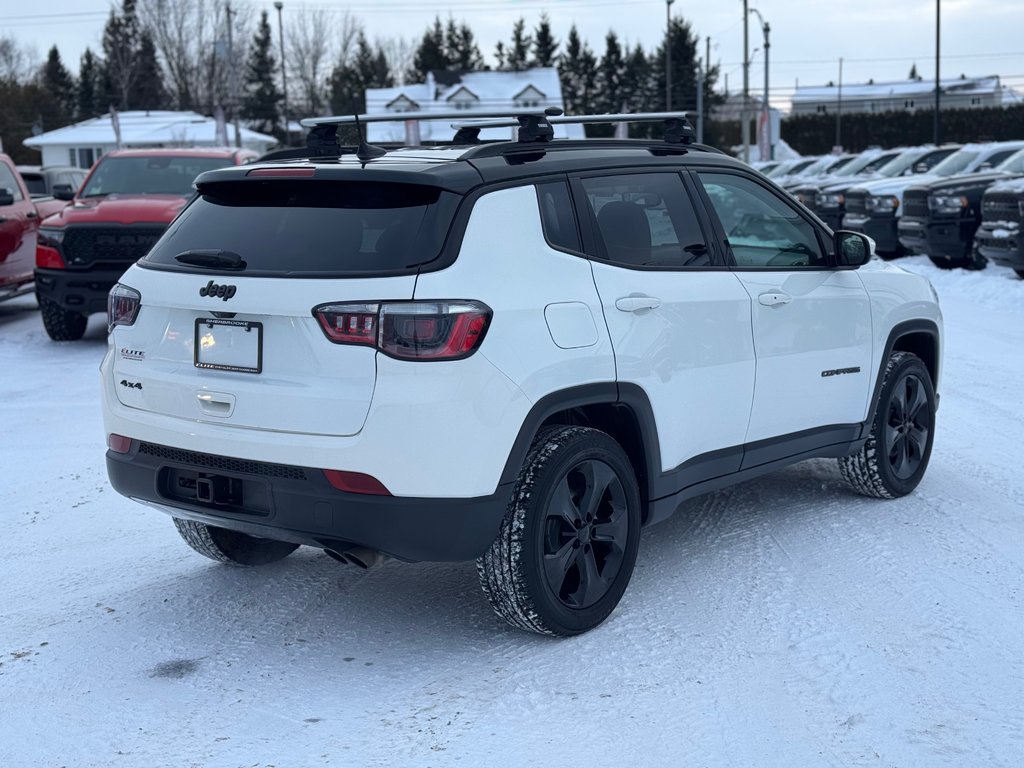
[884,371,932,481]
[541,458,630,610]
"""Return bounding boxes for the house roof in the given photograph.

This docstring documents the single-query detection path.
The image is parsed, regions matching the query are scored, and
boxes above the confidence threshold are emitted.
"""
[792,75,1002,104]
[365,67,584,142]
[23,111,276,149]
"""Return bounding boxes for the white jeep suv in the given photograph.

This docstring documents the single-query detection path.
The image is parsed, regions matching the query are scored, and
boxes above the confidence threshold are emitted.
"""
[102,112,942,636]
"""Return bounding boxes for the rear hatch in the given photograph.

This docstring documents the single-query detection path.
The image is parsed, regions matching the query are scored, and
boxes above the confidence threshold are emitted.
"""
[110,177,460,437]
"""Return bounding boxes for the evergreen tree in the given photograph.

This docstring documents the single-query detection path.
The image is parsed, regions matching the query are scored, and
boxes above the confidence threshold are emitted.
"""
[101,0,141,109]
[622,44,655,113]
[41,46,76,122]
[506,17,531,72]
[328,62,362,115]
[131,30,166,110]
[241,11,282,138]
[558,25,597,119]
[408,17,447,81]
[77,48,101,119]
[652,17,720,115]
[531,13,558,68]
[493,41,506,71]
[598,32,624,113]
[909,63,921,81]
[449,22,483,70]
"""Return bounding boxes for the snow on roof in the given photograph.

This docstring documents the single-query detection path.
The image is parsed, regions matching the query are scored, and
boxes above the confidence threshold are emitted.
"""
[23,111,276,148]
[792,75,1002,103]
[365,68,583,143]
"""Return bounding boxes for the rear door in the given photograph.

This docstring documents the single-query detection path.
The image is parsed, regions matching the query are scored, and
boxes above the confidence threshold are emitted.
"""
[110,178,456,437]
[573,170,756,485]
[692,168,873,444]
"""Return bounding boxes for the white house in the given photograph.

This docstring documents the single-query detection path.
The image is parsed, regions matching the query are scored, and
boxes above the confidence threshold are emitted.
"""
[364,68,585,143]
[791,75,1009,116]
[23,111,278,169]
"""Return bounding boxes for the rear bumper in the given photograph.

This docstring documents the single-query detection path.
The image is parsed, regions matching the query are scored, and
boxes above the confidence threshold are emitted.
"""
[34,266,128,315]
[107,442,510,562]
[842,214,900,253]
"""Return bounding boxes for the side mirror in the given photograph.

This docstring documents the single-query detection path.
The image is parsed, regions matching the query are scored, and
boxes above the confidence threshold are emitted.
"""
[835,230,872,267]
[52,184,75,201]
[0,187,15,207]
[912,162,929,174]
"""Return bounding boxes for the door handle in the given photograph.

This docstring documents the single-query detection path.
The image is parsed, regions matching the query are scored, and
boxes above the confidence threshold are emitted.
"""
[615,296,661,312]
[26,210,38,219]
[758,292,792,307]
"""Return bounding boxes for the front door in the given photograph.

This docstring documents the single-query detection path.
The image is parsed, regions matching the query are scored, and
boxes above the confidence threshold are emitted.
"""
[692,169,873,444]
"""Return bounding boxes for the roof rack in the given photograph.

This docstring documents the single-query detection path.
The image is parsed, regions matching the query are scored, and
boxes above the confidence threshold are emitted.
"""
[300,109,698,157]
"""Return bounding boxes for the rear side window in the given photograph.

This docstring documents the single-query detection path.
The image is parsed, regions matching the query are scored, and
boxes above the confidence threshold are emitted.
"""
[143,180,460,276]
[22,174,46,196]
[536,181,581,252]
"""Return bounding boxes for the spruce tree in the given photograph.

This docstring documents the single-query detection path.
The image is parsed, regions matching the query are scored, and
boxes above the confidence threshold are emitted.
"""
[42,46,76,122]
[101,0,141,109]
[408,17,447,82]
[506,18,531,72]
[241,11,282,138]
[77,48,101,119]
[131,30,166,110]
[558,25,597,118]
[532,13,558,68]
[450,22,483,70]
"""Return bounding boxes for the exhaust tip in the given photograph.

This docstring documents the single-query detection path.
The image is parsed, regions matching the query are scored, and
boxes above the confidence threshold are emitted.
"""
[324,546,388,570]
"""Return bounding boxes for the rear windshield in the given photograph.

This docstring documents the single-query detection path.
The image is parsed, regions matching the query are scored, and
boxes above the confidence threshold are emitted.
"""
[142,180,459,276]
[80,156,238,197]
[21,174,46,195]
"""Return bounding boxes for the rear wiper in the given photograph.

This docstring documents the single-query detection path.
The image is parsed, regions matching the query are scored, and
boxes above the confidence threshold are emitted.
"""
[174,249,247,270]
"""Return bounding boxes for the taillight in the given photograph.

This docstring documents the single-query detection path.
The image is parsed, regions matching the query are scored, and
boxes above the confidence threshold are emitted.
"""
[107,434,133,454]
[107,283,141,332]
[36,228,66,269]
[314,300,491,361]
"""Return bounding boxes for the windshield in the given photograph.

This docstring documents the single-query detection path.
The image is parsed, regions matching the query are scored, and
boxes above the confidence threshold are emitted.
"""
[80,156,237,198]
[996,149,1024,174]
[831,152,884,178]
[930,150,979,177]
[821,156,854,174]
[859,152,903,175]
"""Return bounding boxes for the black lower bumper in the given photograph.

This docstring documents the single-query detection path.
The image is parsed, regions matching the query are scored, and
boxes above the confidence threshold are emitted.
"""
[897,217,975,262]
[975,225,1023,269]
[106,442,511,562]
[34,267,129,315]
[843,214,900,253]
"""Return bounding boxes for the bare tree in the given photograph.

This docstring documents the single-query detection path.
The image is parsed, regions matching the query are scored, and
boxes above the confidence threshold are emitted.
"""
[139,0,251,112]
[0,36,37,85]
[378,36,415,87]
[286,5,345,117]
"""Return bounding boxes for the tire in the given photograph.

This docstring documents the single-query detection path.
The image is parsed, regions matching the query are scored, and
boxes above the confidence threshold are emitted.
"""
[172,518,299,566]
[477,426,642,636]
[839,351,936,499]
[929,243,986,271]
[39,296,87,341]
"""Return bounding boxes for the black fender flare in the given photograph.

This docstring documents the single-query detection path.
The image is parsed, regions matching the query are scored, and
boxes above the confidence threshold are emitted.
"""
[862,318,941,438]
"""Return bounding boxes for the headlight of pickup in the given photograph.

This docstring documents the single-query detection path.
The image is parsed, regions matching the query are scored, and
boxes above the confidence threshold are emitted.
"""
[865,195,899,214]
[928,194,968,215]
[815,192,844,209]
[38,227,65,247]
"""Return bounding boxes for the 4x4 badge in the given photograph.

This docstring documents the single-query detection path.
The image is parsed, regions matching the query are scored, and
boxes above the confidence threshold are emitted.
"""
[199,280,237,301]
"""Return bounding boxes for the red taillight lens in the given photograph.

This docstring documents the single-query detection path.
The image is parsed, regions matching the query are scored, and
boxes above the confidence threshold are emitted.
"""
[323,469,391,496]
[313,301,491,361]
[314,303,380,346]
[107,283,141,332]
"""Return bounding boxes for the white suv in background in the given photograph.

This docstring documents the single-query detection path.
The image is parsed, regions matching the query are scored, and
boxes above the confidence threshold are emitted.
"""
[102,112,942,636]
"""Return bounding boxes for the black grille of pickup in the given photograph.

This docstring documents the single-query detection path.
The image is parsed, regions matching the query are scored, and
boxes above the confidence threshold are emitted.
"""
[63,226,167,268]
[981,193,1021,225]
[844,190,867,216]
[138,442,308,480]
[902,190,929,220]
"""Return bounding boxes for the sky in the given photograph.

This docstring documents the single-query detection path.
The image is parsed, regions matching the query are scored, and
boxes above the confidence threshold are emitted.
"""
[2,0,1023,111]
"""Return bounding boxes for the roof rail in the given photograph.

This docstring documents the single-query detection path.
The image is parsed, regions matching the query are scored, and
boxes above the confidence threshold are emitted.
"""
[452,111,697,145]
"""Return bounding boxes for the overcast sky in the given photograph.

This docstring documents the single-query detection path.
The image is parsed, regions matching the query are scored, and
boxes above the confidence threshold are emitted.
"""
[2,0,1022,110]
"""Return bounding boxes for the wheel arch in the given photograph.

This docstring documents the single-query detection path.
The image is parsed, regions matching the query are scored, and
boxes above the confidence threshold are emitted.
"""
[498,383,661,524]
[864,319,941,436]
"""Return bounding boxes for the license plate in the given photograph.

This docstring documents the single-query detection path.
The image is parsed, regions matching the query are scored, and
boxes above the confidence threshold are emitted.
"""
[194,318,263,374]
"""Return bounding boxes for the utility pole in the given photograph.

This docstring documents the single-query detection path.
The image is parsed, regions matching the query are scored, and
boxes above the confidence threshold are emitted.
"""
[273,1,289,142]
[225,2,241,148]
[934,0,941,144]
[836,57,843,150]
[696,58,704,143]
[749,8,770,160]
[742,0,750,163]
[666,0,674,110]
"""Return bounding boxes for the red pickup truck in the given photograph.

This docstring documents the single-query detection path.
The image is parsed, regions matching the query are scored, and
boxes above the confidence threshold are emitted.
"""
[34,147,257,340]
[0,154,69,303]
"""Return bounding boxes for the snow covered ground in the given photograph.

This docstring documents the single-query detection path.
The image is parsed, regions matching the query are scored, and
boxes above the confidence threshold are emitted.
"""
[1,256,1022,767]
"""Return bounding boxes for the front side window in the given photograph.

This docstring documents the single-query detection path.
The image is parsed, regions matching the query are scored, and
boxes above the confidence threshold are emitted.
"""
[578,172,710,268]
[697,171,827,269]
[0,163,23,201]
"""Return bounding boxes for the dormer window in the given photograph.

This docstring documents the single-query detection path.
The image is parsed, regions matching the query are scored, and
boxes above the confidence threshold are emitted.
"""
[513,85,546,109]
[387,95,419,114]
[446,86,479,111]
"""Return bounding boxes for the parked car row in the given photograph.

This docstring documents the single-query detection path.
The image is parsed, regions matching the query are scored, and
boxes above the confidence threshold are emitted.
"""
[754,140,1024,277]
